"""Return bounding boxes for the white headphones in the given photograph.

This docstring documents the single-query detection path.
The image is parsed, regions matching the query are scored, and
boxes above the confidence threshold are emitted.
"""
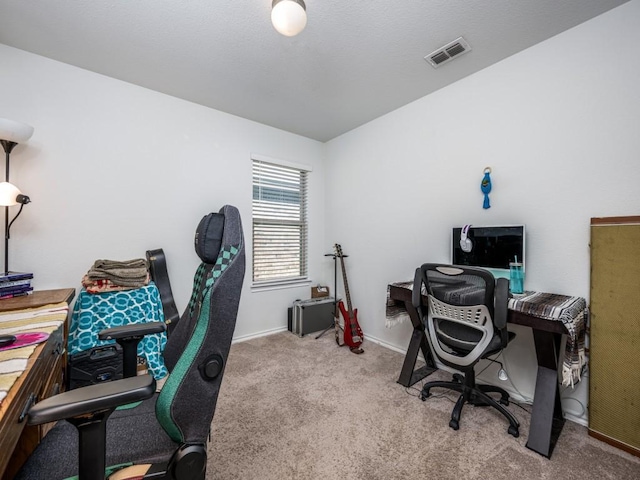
[460,224,473,253]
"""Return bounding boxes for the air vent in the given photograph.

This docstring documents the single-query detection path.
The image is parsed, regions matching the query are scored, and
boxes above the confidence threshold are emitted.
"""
[425,37,472,68]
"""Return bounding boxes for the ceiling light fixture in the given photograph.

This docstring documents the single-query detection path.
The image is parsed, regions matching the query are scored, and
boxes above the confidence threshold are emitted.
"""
[271,0,307,37]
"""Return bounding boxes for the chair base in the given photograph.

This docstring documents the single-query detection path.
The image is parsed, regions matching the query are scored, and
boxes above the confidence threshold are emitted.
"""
[420,373,520,438]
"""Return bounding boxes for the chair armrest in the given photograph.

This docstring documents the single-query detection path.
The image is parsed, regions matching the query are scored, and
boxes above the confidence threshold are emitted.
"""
[99,322,166,341]
[494,277,509,329]
[27,375,156,426]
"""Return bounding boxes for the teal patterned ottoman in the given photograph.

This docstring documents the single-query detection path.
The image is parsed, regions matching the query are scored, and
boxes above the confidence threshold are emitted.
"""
[68,282,168,379]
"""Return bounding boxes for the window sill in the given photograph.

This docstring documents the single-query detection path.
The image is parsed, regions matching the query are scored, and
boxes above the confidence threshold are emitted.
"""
[251,279,312,293]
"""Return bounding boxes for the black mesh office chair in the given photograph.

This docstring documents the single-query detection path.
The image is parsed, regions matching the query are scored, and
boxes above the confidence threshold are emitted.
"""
[413,263,520,437]
[17,205,245,480]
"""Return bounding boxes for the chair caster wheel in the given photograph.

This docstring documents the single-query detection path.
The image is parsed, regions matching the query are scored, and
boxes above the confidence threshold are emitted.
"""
[508,425,519,438]
[449,419,459,430]
[499,397,509,406]
[419,391,431,401]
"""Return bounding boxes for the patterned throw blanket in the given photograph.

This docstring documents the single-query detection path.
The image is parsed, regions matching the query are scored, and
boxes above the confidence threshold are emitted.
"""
[385,281,414,328]
[0,303,69,405]
[385,282,587,387]
[508,291,587,387]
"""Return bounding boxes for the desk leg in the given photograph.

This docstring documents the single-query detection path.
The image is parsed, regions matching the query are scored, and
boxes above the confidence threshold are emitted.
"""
[526,330,565,459]
[397,300,436,387]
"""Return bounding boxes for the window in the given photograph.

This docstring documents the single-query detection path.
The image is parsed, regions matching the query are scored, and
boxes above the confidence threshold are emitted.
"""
[252,155,310,287]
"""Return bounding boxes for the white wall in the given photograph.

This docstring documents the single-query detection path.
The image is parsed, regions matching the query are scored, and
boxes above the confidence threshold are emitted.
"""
[0,43,326,340]
[324,0,640,424]
[2,1,639,426]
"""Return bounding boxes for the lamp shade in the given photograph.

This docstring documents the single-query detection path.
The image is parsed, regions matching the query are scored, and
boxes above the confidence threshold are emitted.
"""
[0,118,34,144]
[271,0,307,37]
[0,182,23,206]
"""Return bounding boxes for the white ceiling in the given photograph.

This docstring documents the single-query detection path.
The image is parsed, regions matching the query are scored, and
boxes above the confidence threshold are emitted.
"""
[0,0,629,142]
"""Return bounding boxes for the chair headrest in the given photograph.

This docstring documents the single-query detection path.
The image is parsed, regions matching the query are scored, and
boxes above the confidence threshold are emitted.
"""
[194,212,225,263]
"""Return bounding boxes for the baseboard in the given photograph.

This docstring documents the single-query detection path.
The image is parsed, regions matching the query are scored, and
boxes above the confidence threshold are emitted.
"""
[565,412,588,427]
[363,334,413,356]
[232,326,288,344]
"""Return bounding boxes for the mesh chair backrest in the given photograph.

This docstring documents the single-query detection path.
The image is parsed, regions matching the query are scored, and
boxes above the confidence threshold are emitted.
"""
[418,264,495,368]
[424,265,494,314]
[156,205,245,444]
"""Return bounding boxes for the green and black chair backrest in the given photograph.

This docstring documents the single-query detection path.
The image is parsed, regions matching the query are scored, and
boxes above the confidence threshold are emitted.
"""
[156,204,245,448]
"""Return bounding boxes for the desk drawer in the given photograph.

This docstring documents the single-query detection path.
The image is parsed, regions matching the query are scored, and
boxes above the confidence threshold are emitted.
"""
[38,345,64,439]
[36,326,65,439]
[0,344,48,476]
[0,325,65,479]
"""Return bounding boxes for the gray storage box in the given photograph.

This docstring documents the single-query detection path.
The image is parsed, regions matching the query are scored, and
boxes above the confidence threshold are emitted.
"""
[288,297,336,337]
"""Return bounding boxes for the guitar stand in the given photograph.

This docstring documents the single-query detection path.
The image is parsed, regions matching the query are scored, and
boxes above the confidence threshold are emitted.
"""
[315,253,343,344]
[317,250,364,355]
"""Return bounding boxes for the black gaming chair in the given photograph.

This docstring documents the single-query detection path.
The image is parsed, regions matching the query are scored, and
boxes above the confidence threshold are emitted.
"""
[413,263,520,437]
[17,205,245,480]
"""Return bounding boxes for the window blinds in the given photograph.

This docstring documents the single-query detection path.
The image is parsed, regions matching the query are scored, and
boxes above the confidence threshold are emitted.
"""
[252,159,308,284]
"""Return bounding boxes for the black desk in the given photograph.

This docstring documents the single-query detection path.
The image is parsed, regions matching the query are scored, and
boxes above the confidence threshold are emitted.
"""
[389,283,566,459]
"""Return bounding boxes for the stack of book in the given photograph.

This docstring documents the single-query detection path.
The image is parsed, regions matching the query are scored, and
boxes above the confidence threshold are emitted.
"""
[0,272,34,299]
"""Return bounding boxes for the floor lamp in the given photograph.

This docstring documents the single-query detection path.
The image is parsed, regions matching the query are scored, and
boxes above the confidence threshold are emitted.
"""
[0,118,34,276]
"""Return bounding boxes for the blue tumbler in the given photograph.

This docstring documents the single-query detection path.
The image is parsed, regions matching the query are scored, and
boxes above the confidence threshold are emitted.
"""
[509,262,524,295]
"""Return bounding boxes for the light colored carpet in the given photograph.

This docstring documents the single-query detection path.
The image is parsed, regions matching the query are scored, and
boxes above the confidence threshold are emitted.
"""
[208,332,640,479]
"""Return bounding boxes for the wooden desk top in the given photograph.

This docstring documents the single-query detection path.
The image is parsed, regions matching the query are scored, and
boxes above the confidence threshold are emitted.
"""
[0,288,75,313]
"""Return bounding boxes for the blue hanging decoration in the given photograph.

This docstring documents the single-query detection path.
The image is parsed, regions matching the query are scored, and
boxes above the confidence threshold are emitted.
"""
[481,167,492,209]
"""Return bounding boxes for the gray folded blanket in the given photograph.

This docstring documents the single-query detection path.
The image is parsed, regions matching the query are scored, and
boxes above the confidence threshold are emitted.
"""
[87,258,149,287]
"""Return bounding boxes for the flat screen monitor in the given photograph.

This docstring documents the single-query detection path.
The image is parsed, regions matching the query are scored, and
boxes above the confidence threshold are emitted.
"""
[452,225,525,278]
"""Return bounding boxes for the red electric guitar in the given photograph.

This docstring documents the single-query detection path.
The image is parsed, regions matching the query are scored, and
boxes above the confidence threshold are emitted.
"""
[334,244,364,354]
